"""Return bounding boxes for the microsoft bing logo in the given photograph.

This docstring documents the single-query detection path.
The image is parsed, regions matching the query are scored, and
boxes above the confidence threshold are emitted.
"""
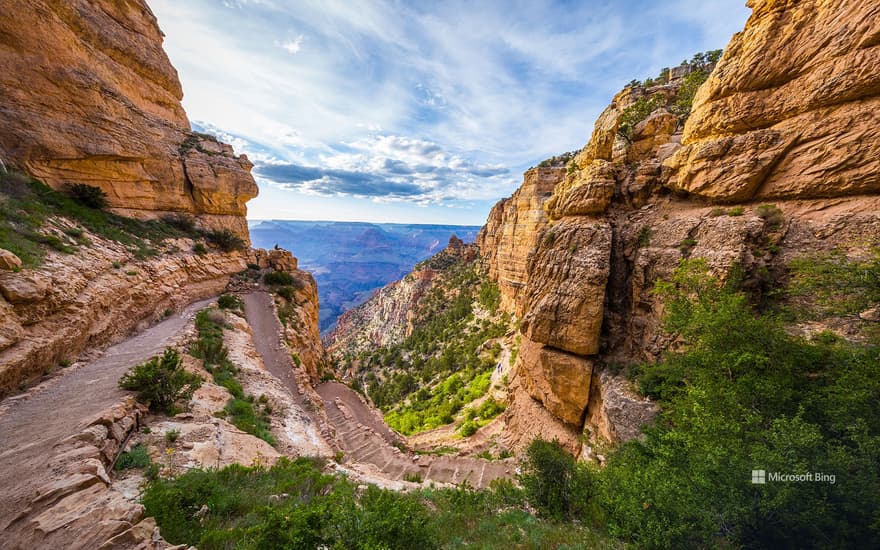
[751,469,766,484]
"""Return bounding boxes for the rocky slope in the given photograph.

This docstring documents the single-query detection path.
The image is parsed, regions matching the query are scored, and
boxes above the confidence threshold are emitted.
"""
[326,235,480,361]
[0,234,245,398]
[476,0,880,455]
[0,0,257,239]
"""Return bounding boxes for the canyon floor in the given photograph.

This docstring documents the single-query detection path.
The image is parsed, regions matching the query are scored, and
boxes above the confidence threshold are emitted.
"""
[0,289,512,542]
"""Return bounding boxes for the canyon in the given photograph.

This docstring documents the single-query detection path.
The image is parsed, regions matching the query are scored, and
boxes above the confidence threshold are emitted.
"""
[0,0,877,547]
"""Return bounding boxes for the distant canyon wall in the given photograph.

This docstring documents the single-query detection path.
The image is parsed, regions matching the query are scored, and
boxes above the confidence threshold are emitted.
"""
[0,0,257,240]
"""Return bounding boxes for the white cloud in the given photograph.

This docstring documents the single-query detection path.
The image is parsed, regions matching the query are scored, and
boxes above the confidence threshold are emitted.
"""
[150,0,751,222]
[280,34,304,54]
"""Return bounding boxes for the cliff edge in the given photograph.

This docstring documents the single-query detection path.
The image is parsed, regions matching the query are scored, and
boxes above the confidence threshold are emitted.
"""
[0,0,257,240]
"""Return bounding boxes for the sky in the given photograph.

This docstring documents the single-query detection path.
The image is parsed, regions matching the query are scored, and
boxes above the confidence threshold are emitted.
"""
[150,0,751,224]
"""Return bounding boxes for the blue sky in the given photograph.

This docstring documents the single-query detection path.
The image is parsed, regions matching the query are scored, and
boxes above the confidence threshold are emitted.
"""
[150,0,750,224]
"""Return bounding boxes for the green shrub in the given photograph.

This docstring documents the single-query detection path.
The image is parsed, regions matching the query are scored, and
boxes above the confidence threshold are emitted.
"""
[276,285,295,301]
[728,206,745,216]
[670,69,709,118]
[224,398,275,445]
[192,242,208,255]
[596,259,880,548]
[263,270,295,286]
[756,203,784,228]
[477,398,506,420]
[459,420,479,437]
[618,93,667,140]
[115,444,152,470]
[637,225,651,248]
[217,294,243,311]
[165,429,181,444]
[204,229,245,252]
[66,183,108,209]
[118,349,203,414]
[161,213,197,233]
[520,438,596,521]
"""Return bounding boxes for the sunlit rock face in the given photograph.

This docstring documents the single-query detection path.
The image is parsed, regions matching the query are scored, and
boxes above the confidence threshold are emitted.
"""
[481,0,880,456]
[0,0,257,241]
[665,0,880,202]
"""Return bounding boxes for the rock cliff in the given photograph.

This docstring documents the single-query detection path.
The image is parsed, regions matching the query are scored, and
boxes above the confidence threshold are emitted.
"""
[0,0,257,240]
[478,0,880,455]
[0,233,246,397]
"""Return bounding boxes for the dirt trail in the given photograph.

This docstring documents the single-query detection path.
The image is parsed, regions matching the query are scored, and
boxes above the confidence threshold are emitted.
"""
[0,298,213,530]
[241,289,512,488]
[242,290,308,406]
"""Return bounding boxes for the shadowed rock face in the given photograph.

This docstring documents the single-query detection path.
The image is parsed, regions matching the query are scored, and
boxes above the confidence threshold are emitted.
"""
[0,0,257,240]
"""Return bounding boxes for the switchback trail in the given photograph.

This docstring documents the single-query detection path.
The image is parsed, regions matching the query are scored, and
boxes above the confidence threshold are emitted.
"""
[0,298,214,531]
[243,289,512,488]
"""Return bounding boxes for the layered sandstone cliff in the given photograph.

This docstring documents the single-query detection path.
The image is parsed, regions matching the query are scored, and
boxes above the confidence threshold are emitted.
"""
[478,0,880,455]
[0,0,257,239]
[0,233,246,397]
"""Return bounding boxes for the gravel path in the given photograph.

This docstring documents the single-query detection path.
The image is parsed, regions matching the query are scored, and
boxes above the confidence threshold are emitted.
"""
[242,289,512,488]
[0,298,214,531]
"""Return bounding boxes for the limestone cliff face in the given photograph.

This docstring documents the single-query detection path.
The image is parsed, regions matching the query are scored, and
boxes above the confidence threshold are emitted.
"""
[0,0,257,239]
[0,236,246,397]
[665,0,880,202]
[477,167,563,315]
[482,0,880,456]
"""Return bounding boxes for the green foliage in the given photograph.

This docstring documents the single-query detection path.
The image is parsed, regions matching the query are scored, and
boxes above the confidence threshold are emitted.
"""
[143,457,620,550]
[192,308,274,445]
[165,429,181,444]
[192,242,208,255]
[223,398,275,446]
[459,420,479,437]
[787,247,880,318]
[262,270,295,286]
[0,171,193,268]
[403,472,423,483]
[115,444,152,471]
[669,69,709,118]
[351,260,512,436]
[161,213,197,233]
[275,285,295,301]
[217,294,243,311]
[618,93,666,140]
[66,183,108,209]
[536,150,579,168]
[477,280,501,314]
[591,259,880,548]
[477,397,506,420]
[757,203,784,228]
[204,229,246,252]
[118,349,203,414]
[520,439,597,522]
[728,205,745,216]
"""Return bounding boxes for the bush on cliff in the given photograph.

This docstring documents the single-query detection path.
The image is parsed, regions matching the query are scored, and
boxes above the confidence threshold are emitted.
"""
[66,183,108,209]
[204,229,245,252]
[119,348,203,414]
[578,259,880,549]
[263,270,295,286]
